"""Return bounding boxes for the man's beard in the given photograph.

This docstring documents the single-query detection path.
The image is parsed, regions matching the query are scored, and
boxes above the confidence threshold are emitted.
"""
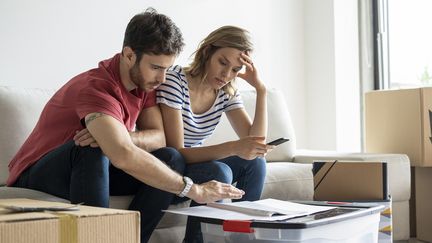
[129,63,145,90]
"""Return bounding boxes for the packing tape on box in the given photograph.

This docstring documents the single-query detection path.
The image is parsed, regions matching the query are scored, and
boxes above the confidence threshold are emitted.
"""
[55,213,78,243]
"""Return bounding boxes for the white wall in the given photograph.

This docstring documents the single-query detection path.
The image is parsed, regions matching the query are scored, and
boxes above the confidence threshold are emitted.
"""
[304,0,361,151]
[304,0,337,150]
[0,0,361,152]
[334,0,361,151]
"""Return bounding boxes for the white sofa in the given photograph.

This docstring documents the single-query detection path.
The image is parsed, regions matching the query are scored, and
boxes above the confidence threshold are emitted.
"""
[0,86,411,242]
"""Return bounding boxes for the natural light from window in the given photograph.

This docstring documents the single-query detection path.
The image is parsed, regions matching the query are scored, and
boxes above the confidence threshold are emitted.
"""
[388,0,432,88]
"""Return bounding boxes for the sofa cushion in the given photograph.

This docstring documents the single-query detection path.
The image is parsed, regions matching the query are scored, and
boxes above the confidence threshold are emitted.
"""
[0,86,55,185]
[261,162,313,201]
[204,89,296,162]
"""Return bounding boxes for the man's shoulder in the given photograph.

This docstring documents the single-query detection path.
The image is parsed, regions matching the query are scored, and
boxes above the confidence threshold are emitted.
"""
[78,54,121,90]
[67,70,119,94]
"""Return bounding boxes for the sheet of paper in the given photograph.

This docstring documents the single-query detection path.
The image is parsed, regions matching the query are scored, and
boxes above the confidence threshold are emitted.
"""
[254,198,334,215]
[164,205,303,221]
[164,199,334,221]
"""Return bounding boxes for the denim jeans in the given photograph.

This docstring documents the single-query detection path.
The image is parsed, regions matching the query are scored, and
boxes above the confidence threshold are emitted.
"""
[13,140,185,243]
[173,156,267,243]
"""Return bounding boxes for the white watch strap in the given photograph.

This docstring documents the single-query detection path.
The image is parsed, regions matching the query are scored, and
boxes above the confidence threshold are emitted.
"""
[178,176,193,197]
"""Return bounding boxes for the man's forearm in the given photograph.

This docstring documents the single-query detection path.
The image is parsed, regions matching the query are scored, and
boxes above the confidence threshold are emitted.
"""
[130,129,166,151]
[120,145,184,194]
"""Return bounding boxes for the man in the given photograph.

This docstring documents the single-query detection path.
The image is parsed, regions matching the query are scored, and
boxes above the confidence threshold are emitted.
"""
[7,9,244,243]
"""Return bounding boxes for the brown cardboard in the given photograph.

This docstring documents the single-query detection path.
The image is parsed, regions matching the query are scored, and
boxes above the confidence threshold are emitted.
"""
[365,88,432,167]
[312,161,392,243]
[409,168,417,237]
[313,161,388,201]
[415,167,432,242]
[0,198,139,243]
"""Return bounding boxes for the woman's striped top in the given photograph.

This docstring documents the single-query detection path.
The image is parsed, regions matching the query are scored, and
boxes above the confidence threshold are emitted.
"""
[156,65,244,147]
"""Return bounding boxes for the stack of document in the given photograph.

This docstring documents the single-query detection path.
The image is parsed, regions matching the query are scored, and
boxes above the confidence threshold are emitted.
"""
[164,199,334,221]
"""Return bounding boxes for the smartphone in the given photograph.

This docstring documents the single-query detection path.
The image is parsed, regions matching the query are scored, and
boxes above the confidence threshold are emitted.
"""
[267,137,290,146]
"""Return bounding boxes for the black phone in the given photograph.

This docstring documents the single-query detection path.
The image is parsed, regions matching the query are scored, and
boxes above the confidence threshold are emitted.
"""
[267,137,290,146]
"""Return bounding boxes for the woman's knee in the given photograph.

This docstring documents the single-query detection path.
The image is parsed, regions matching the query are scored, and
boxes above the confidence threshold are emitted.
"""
[152,147,185,173]
[211,162,233,184]
[247,157,267,178]
[250,157,267,170]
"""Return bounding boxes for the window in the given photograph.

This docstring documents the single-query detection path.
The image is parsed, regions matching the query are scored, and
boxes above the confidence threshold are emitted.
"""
[375,0,432,89]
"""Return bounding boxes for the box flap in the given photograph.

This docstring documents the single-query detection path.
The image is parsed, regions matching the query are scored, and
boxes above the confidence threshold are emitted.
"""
[0,198,136,222]
[0,209,57,223]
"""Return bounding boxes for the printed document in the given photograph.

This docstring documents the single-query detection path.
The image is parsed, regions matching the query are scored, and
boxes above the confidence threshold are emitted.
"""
[164,198,334,221]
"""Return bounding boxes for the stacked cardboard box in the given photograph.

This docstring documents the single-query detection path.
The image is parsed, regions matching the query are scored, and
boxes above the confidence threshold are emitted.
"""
[0,198,139,243]
[365,87,432,242]
[365,87,432,167]
[415,167,432,242]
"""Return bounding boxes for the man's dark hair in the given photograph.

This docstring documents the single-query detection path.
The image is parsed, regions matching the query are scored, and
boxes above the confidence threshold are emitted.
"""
[123,8,184,62]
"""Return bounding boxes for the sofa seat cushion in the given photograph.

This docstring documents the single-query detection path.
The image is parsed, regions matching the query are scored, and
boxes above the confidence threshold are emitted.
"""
[261,162,313,201]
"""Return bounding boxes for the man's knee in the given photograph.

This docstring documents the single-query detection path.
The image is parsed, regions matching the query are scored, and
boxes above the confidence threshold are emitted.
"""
[77,144,104,156]
[71,144,109,169]
[152,147,185,173]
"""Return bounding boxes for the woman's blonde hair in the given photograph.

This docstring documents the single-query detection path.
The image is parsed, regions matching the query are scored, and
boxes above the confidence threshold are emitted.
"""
[184,26,253,96]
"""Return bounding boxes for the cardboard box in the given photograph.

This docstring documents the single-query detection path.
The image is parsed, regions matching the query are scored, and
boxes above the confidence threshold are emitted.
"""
[0,198,139,243]
[313,161,388,201]
[409,168,417,237]
[313,161,392,243]
[365,88,432,167]
[415,167,432,242]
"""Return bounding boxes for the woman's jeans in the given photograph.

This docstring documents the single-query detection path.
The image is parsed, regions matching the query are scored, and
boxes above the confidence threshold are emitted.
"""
[13,140,185,243]
[173,156,267,243]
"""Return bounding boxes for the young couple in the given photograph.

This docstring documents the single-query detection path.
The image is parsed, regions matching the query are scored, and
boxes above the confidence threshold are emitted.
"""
[7,8,273,243]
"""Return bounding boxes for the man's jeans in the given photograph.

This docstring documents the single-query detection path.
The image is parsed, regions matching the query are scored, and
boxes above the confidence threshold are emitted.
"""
[13,140,185,243]
[173,156,267,243]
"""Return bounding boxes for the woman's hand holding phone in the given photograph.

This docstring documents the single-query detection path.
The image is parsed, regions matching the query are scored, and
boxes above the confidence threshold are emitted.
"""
[232,136,269,160]
[266,137,290,146]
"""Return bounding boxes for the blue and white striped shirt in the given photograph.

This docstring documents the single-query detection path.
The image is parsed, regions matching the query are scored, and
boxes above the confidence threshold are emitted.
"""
[156,65,244,147]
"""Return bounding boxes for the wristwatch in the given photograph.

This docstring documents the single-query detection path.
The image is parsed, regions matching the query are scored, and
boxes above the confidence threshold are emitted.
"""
[178,176,193,197]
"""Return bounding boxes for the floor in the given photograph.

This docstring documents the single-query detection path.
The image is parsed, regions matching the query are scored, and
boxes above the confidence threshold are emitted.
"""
[395,239,428,243]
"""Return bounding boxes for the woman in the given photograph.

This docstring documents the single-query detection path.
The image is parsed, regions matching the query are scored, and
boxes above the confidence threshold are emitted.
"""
[157,26,271,242]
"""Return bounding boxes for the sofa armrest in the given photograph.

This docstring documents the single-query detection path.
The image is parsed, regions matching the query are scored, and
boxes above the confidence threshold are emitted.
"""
[292,149,411,202]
